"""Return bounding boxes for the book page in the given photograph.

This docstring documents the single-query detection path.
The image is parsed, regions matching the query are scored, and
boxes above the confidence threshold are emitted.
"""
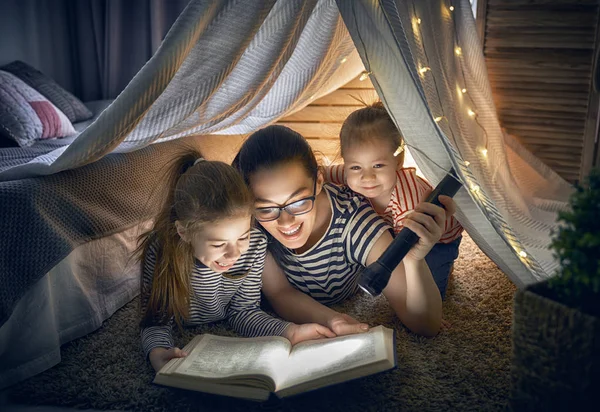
[275,326,388,390]
[173,335,290,380]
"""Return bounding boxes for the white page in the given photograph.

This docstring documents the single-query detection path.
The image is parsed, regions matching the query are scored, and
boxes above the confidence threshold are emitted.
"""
[174,335,290,380]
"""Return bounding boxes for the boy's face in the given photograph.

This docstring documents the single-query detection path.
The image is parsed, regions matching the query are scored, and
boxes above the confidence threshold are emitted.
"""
[178,215,252,273]
[343,140,398,202]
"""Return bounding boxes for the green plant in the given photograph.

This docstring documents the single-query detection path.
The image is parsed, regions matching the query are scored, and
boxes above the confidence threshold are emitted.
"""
[546,168,600,316]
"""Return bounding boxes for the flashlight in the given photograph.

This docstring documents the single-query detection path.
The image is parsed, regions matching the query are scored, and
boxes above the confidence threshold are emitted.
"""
[358,168,462,296]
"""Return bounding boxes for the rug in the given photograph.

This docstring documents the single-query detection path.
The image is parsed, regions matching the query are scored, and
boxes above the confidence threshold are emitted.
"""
[7,234,516,411]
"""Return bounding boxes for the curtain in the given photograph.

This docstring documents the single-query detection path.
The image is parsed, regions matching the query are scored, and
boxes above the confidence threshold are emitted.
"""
[336,0,573,286]
[0,0,189,100]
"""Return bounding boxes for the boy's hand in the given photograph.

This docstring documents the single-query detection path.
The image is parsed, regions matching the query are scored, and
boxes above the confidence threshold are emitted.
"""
[149,347,188,372]
[284,323,336,345]
[327,313,370,336]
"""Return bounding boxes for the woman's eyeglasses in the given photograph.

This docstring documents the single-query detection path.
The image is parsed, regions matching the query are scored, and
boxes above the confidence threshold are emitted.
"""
[254,179,317,222]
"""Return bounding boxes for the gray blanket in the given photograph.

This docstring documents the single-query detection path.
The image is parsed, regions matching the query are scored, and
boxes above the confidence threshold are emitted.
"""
[0,137,199,327]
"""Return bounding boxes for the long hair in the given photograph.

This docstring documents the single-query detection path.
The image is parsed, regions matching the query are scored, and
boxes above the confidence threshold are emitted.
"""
[233,125,319,267]
[138,150,254,329]
[339,101,405,166]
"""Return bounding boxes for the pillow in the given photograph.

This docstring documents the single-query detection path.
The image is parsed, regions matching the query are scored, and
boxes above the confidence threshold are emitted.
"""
[1,60,92,123]
[0,70,76,147]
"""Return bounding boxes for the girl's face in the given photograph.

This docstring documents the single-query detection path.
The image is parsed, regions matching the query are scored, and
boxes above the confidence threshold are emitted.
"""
[183,215,252,273]
[342,140,398,201]
[249,162,322,250]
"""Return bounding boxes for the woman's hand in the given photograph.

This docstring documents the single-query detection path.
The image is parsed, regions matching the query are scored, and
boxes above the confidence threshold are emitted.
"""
[404,195,456,262]
[284,323,336,345]
[149,347,188,372]
[327,313,369,336]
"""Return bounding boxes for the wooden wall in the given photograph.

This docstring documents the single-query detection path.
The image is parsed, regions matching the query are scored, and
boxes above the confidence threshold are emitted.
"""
[483,0,600,183]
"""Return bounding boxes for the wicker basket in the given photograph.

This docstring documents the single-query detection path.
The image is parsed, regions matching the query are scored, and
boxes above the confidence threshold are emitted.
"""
[511,282,600,411]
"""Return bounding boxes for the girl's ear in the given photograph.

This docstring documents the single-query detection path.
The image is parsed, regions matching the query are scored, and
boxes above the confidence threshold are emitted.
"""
[175,220,188,243]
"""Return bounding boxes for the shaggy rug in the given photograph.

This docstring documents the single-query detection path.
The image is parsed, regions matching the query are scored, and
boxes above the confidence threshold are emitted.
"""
[7,234,516,411]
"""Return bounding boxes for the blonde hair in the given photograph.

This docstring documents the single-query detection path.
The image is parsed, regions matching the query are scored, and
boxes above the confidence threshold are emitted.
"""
[137,150,253,329]
[339,101,405,166]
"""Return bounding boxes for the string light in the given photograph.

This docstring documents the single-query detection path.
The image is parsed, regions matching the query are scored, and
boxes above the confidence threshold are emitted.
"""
[340,57,348,64]
[461,88,467,94]
[467,109,476,117]
[359,71,371,81]
[417,18,421,24]
[449,6,454,12]
[434,116,444,122]
[419,66,431,74]
[518,250,528,258]
[470,184,480,193]
[481,148,488,157]
[455,47,462,56]
[464,160,470,166]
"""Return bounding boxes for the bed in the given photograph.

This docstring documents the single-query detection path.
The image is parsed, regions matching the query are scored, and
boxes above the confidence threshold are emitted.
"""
[0,100,205,389]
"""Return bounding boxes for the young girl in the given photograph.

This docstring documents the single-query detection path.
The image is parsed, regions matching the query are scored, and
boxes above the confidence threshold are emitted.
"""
[324,102,463,298]
[234,126,457,338]
[138,151,334,372]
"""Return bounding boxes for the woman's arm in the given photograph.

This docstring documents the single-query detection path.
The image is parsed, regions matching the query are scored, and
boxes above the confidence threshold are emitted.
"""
[262,252,369,336]
[366,195,456,337]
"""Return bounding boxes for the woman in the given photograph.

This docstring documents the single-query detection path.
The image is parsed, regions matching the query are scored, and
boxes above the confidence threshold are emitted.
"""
[234,126,456,337]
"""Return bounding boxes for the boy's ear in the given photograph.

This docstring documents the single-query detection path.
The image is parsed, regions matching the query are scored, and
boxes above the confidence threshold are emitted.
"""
[175,220,188,243]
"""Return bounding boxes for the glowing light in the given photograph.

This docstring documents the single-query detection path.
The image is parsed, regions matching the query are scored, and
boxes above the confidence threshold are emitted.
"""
[455,47,462,56]
[417,18,422,24]
[464,160,470,166]
[467,109,476,117]
[518,250,528,258]
[434,116,443,122]
[461,88,467,94]
[449,6,455,11]
[419,66,431,74]
[340,57,348,64]
[470,184,480,193]
[359,71,371,81]
[310,95,316,100]
[481,148,488,157]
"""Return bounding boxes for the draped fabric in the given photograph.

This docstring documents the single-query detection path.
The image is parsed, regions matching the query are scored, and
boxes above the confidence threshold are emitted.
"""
[0,0,573,286]
[0,0,363,181]
[337,0,573,287]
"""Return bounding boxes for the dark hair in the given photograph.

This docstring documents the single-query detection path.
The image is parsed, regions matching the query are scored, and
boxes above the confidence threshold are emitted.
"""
[339,101,405,166]
[138,150,253,329]
[233,125,318,266]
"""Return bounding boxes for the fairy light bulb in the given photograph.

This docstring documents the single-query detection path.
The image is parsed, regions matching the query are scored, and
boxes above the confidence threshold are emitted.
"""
[449,6,455,11]
[340,57,348,64]
[518,250,528,258]
[461,88,467,94]
[419,66,431,74]
[464,160,470,166]
[434,116,443,122]
[455,47,462,56]
[417,18,422,24]
[470,184,480,193]
[359,71,371,81]
[481,148,488,157]
[467,109,476,117]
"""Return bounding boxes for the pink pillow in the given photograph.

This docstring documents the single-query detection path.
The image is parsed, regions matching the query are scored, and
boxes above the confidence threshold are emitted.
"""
[0,70,76,147]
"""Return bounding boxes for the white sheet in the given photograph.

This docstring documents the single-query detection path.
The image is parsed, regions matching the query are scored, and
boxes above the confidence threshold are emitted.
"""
[0,222,151,390]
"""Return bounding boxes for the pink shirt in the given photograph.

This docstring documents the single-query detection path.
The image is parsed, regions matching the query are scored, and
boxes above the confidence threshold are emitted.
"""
[324,164,463,243]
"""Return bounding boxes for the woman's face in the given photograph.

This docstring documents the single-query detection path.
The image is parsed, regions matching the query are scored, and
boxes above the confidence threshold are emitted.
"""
[249,161,321,250]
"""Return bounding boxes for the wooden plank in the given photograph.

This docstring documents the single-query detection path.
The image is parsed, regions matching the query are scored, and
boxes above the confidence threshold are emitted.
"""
[528,144,585,155]
[500,116,585,129]
[490,81,590,92]
[485,37,595,49]
[497,109,587,119]
[494,95,588,106]
[487,67,593,78]
[495,102,588,114]
[503,129,583,141]
[488,0,599,6]
[311,89,380,106]
[281,106,362,123]
[488,74,591,84]
[486,27,595,37]
[484,49,593,61]
[341,77,375,89]
[502,121,585,133]
[277,122,342,139]
[485,57,591,72]
[486,11,595,28]
[476,0,488,46]
[515,135,584,147]
[490,87,589,99]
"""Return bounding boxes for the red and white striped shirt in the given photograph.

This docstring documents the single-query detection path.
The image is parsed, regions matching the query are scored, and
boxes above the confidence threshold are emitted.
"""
[324,165,463,243]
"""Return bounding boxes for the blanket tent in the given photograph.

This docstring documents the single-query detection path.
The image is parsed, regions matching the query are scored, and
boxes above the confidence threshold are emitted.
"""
[0,0,575,389]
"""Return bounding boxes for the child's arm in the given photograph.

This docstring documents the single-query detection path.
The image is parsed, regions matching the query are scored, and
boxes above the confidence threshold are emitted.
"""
[227,247,336,344]
[322,164,346,185]
[260,252,370,337]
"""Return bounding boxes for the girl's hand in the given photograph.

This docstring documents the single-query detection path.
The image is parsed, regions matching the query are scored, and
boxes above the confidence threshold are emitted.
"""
[404,195,456,262]
[327,313,370,336]
[149,347,188,372]
[284,323,336,345]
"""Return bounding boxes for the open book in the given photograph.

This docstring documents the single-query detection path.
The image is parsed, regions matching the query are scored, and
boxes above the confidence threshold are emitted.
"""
[154,325,396,401]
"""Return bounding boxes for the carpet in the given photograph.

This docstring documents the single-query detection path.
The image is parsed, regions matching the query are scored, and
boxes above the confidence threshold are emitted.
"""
[7,234,516,411]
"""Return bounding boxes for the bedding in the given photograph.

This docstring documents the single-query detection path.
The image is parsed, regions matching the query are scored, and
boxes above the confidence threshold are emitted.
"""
[0,223,150,390]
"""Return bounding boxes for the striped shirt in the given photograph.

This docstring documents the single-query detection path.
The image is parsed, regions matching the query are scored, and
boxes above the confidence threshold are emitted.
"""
[140,228,290,358]
[324,165,463,243]
[278,183,391,305]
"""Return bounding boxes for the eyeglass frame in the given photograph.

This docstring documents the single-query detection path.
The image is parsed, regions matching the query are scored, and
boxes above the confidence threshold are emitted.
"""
[254,176,318,222]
